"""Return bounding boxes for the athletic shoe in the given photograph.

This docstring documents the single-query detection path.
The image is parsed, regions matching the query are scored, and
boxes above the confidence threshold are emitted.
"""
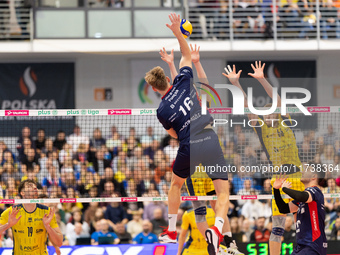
[218,244,228,255]
[227,240,245,255]
[205,226,224,255]
[159,227,177,243]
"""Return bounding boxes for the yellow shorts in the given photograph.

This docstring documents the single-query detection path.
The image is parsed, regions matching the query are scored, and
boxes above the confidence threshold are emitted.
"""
[270,172,305,216]
[181,248,209,255]
[186,177,214,196]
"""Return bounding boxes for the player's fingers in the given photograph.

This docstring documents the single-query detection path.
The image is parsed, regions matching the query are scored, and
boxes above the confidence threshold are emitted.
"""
[262,62,266,69]
[228,65,232,73]
[190,44,193,51]
[251,63,255,71]
[259,61,261,68]
[248,73,254,77]
[171,49,174,55]
[177,14,180,21]
[198,46,200,52]
[222,72,228,78]
[166,24,171,29]
[255,61,258,68]
[237,70,242,76]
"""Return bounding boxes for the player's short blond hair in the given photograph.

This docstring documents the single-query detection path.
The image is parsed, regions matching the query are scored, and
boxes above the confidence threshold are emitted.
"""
[145,66,168,91]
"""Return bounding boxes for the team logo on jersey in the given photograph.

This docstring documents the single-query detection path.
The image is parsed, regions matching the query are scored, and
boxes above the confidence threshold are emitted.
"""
[36,229,43,234]
[28,217,32,223]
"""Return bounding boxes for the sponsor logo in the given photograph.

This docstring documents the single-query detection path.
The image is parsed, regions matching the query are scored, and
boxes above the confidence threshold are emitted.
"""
[37,110,51,115]
[81,109,87,115]
[108,109,131,115]
[36,229,43,234]
[140,109,155,115]
[22,245,39,252]
[307,107,330,113]
[287,107,300,113]
[241,195,257,200]
[30,199,39,203]
[52,110,58,115]
[208,108,232,114]
[40,199,44,203]
[5,110,29,116]
[0,199,15,204]
[18,230,24,233]
[66,110,79,115]
[331,194,339,198]
[60,198,77,203]
[152,197,162,201]
[91,198,101,202]
[87,109,99,115]
[181,196,198,201]
[121,197,137,202]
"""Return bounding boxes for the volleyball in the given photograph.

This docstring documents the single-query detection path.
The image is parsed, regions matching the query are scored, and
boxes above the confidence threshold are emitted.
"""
[180,19,192,39]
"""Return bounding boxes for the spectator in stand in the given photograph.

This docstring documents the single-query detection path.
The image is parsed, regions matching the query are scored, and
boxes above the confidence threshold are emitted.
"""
[321,144,335,167]
[163,137,179,164]
[17,126,32,152]
[127,211,143,238]
[0,163,19,183]
[106,127,123,156]
[104,193,129,230]
[154,159,171,185]
[98,168,127,197]
[245,0,264,37]
[41,139,55,157]
[230,217,247,243]
[133,220,158,244]
[2,228,13,248]
[108,0,124,7]
[116,222,132,244]
[66,210,90,237]
[241,218,252,242]
[89,207,104,234]
[143,140,160,161]
[41,165,60,190]
[89,148,111,176]
[21,148,39,170]
[324,178,340,222]
[33,128,46,154]
[137,169,157,196]
[324,124,337,146]
[143,195,167,221]
[259,179,272,203]
[84,202,99,226]
[237,179,255,206]
[320,0,339,39]
[53,130,67,151]
[112,150,128,174]
[58,143,73,167]
[1,151,14,167]
[66,222,90,246]
[280,0,303,36]
[140,126,160,149]
[72,143,88,168]
[91,219,120,245]
[67,125,90,153]
[158,170,172,195]
[90,128,106,152]
[150,208,167,235]
[250,217,270,242]
[283,215,296,243]
[241,190,264,223]
[330,217,340,240]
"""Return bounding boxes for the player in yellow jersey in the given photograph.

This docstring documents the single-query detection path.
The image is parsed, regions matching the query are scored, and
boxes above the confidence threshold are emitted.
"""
[223,61,305,255]
[177,206,215,255]
[0,180,63,254]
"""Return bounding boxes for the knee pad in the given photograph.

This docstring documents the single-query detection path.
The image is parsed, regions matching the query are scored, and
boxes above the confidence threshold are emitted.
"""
[192,201,207,223]
[269,216,286,243]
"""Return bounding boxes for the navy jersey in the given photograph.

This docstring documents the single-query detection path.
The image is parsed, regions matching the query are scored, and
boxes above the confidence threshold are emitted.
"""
[292,186,327,255]
[157,66,213,144]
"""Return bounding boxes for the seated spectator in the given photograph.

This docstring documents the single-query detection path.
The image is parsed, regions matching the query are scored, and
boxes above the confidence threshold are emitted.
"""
[66,222,90,246]
[163,137,178,164]
[98,168,126,197]
[53,130,67,151]
[133,220,158,244]
[241,218,252,242]
[127,211,143,238]
[104,193,129,230]
[84,202,99,225]
[250,217,270,242]
[67,125,89,153]
[72,143,88,167]
[89,128,106,152]
[2,228,13,248]
[21,148,39,170]
[137,168,157,197]
[230,217,247,243]
[66,210,90,237]
[150,208,167,236]
[1,163,19,183]
[59,144,73,166]
[34,128,46,154]
[17,126,32,152]
[158,171,172,195]
[324,179,340,222]
[143,140,160,162]
[89,208,104,234]
[324,124,337,146]
[140,126,160,149]
[245,0,264,36]
[112,150,128,174]
[41,165,60,189]
[154,159,171,185]
[237,179,255,206]
[321,144,335,166]
[330,217,340,240]
[283,215,296,243]
[89,148,111,176]
[143,198,167,221]
[116,222,132,244]
[241,190,264,222]
[91,219,120,245]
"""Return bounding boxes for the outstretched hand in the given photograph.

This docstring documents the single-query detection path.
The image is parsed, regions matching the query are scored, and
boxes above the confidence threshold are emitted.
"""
[190,44,200,63]
[223,65,242,84]
[166,13,181,35]
[248,61,265,79]
[43,207,55,227]
[8,207,21,227]
[159,47,174,65]
[272,172,288,189]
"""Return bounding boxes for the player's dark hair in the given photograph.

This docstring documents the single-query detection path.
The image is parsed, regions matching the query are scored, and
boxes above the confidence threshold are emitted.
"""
[18,179,37,198]
[38,193,48,199]
[308,162,327,187]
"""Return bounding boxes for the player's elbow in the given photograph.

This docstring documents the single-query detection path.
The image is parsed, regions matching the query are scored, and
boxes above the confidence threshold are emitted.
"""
[278,207,290,214]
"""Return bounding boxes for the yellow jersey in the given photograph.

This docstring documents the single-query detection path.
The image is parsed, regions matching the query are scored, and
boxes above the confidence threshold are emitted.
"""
[181,207,215,252]
[186,164,215,196]
[253,114,302,169]
[0,204,58,255]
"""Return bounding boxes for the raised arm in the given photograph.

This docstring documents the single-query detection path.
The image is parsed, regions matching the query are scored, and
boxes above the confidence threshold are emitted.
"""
[223,65,258,125]
[43,208,63,247]
[248,61,284,110]
[0,207,21,236]
[159,47,178,83]
[166,13,192,70]
[190,44,212,107]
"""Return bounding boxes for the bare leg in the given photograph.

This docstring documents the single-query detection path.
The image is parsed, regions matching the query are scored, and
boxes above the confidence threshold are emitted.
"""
[168,173,186,215]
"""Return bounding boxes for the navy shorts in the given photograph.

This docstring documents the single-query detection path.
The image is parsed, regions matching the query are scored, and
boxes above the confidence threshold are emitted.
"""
[291,245,326,255]
[172,129,228,180]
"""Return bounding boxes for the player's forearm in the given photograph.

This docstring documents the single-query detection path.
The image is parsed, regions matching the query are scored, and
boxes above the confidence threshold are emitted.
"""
[256,78,281,106]
[173,30,191,65]
[273,188,290,214]
[232,81,248,107]
[194,61,212,105]
[177,231,186,255]
[168,62,178,83]
[0,223,11,235]
[45,225,63,247]
[282,187,309,203]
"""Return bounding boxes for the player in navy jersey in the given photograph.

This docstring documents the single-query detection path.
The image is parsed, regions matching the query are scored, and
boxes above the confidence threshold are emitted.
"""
[272,165,327,255]
[144,13,229,255]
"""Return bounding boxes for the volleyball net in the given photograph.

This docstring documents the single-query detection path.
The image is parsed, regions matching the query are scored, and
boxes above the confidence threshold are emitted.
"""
[0,107,339,205]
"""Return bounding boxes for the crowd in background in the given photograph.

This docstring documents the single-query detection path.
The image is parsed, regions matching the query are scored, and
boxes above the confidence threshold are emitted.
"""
[0,122,339,247]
